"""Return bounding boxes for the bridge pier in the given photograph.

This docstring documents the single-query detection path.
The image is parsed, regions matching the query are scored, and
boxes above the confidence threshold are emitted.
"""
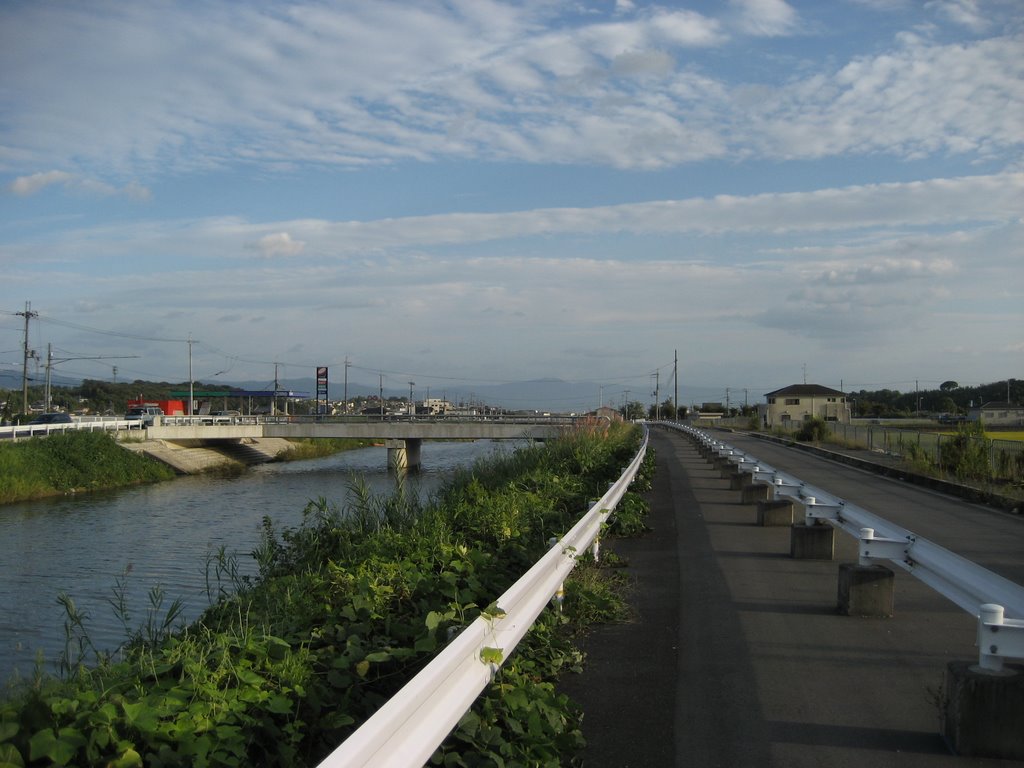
[386,438,422,472]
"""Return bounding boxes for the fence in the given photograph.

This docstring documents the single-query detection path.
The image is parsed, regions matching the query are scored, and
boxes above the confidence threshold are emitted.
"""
[668,423,1024,673]
[315,427,650,767]
[824,422,1024,482]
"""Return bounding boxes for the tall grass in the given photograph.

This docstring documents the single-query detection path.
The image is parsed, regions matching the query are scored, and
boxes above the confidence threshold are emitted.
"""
[0,432,175,504]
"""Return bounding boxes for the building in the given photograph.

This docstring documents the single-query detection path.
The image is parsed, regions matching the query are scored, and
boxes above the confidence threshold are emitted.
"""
[967,401,1024,427]
[760,384,850,428]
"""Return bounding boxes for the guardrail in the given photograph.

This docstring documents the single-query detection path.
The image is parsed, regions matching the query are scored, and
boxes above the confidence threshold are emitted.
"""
[0,418,146,440]
[316,426,649,767]
[664,422,1024,672]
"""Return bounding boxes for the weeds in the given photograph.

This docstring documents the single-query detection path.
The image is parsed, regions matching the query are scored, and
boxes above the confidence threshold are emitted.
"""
[1,423,649,767]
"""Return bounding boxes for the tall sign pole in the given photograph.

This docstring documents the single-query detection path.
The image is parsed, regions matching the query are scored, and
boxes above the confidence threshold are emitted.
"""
[316,367,329,416]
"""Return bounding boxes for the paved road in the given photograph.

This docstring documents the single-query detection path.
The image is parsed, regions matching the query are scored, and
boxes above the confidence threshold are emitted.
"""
[559,426,1024,767]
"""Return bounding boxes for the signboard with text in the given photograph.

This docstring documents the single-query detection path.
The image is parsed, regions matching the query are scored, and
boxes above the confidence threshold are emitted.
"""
[316,366,328,415]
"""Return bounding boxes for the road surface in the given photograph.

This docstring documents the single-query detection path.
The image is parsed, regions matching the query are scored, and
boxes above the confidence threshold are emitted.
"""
[559,426,1024,767]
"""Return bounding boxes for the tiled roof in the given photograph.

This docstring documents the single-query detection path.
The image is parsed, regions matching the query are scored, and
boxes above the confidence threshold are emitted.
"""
[764,384,845,397]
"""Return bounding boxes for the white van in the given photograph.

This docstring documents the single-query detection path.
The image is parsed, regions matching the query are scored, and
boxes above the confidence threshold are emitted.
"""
[125,406,163,426]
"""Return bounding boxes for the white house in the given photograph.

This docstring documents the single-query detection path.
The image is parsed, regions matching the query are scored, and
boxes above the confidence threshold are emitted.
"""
[967,401,1024,427]
[760,384,850,428]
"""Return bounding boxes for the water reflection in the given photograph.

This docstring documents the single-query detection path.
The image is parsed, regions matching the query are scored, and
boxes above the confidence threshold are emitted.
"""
[0,440,506,683]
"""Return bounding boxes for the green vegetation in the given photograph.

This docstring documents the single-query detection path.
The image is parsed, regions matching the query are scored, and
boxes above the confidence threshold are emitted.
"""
[0,432,175,505]
[0,423,653,767]
[275,438,376,462]
[790,418,1023,497]
[848,378,1020,419]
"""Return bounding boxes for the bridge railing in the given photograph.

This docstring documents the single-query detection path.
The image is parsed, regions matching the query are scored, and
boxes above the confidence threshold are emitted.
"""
[0,418,145,440]
[315,426,649,767]
[663,422,1024,672]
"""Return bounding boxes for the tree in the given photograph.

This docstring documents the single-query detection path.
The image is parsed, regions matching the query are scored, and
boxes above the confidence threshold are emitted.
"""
[940,380,959,392]
[622,401,645,421]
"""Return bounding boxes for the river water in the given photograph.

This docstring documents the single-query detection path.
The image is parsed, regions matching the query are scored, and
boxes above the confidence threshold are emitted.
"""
[0,440,508,684]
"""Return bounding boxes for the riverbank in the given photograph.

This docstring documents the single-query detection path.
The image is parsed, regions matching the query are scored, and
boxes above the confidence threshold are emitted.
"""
[0,433,382,505]
[0,423,651,767]
[0,431,177,505]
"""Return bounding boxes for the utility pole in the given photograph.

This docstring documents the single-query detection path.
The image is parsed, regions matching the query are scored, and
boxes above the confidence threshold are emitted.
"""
[651,372,660,420]
[674,349,678,421]
[408,381,415,415]
[379,373,384,420]
[17,302,38,415]
[343,357,350,414]
[188,334,195,416]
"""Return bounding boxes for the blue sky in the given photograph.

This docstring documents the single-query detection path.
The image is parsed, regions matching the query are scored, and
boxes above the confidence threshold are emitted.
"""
[1,0,1021,408]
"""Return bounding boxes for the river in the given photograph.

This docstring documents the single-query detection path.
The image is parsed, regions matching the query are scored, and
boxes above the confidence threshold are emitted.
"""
[0,439,509,685]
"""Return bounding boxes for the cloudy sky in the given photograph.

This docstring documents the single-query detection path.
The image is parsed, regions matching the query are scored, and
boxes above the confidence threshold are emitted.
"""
[1,0,1021,408]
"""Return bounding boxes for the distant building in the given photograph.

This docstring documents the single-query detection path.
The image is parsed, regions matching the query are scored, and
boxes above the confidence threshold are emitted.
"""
[593,406,622,422]
[967,401,1024,427]
[760,384,850,428]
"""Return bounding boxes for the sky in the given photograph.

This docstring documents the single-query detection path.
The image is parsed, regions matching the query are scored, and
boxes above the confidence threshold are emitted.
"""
[1,0,1022,409]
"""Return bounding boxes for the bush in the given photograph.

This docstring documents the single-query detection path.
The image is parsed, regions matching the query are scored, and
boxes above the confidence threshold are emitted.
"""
[796,418,830,442]
[939,421,992,482]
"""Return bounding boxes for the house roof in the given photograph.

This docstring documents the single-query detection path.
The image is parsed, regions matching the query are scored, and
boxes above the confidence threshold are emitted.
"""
[764,384,846,398]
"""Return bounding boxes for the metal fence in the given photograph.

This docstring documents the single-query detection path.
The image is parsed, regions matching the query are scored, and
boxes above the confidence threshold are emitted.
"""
[825,422,1024,482]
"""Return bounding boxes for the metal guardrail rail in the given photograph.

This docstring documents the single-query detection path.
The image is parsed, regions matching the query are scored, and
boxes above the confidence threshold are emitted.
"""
[316,427,649,767]
[665,423,1024,673]
[0,418,145,439]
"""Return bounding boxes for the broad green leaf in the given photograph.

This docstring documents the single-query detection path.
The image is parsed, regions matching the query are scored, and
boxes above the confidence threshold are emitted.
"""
[479,647,503,665]
[0,743,25,767]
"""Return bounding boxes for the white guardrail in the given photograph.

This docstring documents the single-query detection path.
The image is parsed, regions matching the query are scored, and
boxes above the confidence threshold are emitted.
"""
[0,418,145,439]
[666,423,1024,673]
[317,427,649,768]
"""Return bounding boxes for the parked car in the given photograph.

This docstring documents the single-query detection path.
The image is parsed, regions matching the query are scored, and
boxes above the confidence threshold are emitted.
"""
[29,412,73,425]
[125,406,163,426]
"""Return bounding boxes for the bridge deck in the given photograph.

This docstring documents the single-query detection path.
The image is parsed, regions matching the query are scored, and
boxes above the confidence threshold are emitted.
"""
[144,417,566,443]
[559,427,1021,767]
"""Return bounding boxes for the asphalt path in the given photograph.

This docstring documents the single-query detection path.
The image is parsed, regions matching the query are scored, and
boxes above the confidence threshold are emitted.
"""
[559,426,1024,767]
[713,429,1024,587]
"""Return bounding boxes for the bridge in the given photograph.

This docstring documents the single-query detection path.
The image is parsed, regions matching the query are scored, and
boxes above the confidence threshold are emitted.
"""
[149,415,573,469]
[0,415,576,471]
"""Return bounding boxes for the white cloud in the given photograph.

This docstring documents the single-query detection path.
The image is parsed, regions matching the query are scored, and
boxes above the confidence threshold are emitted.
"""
[925,0,989,31]
[9,171,75,196]
[6,3,1016,176]
[251,232,306,259]
[8,170,151,200]
[730,0,800,37]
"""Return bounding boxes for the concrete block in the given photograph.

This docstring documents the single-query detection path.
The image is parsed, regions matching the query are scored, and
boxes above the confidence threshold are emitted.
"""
[741,483,772,504]
[729,471,747,490]
[836,563,893,617]
[790,522,834,558]
[941,661,1024,759]
[757,500,794,527]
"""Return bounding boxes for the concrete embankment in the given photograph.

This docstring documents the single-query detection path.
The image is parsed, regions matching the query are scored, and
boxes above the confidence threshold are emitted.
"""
[119,437,295,474]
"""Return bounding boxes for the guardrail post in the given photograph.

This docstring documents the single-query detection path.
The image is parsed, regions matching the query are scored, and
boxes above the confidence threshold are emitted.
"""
[834,527,896,618]
[789,496,836,560]
[740,466,773,504]
[942,606,1024,759]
